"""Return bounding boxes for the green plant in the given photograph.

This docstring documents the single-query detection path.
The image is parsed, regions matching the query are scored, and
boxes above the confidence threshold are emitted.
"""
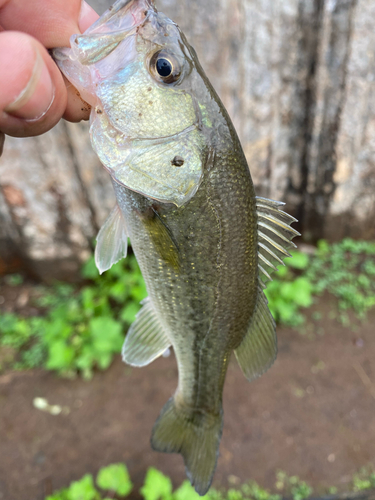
[46,464,132,500]
[2,238,375,376]
[306,239,375,325]
[140,468,174,500]
[264,251,313,327]
[45,462,375,500]
[275,471,312,500]
[265,239,375,327]
[0,253,147,378]
[46,464,284,500]
[352,466,375,491]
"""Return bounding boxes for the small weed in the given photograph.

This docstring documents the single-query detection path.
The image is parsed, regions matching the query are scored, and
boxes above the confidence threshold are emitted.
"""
[265,239,375,327]
[45,463,375,500]
[4,273,24,286]
[1,238,374,376]
[352,465,375,491]
[306,239,375,324]
[264,251,313,327]
[46,464,283,500]
[0,253,146,378]
[275,471,312,500]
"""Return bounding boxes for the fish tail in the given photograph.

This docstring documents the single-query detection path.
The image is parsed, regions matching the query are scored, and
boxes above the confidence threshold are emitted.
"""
[151,397,223,496]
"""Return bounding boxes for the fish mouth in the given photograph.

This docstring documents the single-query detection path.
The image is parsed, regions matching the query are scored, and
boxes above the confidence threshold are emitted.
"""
[67,0,156,66]
[84,0,156,36]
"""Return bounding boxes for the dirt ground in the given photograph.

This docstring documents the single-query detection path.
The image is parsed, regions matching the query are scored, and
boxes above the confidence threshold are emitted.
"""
[0,298,375,500]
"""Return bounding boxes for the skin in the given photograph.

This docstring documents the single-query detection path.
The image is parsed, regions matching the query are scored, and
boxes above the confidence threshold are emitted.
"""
[0,0,99,142]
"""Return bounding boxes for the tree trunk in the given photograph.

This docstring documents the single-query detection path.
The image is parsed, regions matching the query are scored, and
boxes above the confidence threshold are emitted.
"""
[0,0,374,280]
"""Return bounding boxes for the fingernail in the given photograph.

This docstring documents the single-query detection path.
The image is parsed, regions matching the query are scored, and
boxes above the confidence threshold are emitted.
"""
[78,0,99,33]
[4,50,54,121]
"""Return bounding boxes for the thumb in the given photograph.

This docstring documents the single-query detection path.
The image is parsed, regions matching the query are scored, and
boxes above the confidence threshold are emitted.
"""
[0,31,67,137]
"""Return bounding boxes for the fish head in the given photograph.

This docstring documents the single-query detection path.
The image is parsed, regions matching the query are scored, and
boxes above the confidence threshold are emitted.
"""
[54,0,211,207]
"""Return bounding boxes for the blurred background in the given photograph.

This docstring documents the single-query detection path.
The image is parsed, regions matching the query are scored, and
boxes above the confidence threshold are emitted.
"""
[0,0,374,500]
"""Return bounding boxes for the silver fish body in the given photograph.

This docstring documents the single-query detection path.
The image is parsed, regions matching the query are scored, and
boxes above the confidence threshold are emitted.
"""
[54,0,299,495]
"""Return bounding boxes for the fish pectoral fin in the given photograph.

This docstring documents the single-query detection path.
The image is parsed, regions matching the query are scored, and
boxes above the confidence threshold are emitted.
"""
[95,204,128,274]
[151,398,223,496]
[234,286,277,382]
[122,298,171,367]
[256,196,300,286]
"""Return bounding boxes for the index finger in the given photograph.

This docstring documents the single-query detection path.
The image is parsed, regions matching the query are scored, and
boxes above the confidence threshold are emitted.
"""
[0,0,99,134]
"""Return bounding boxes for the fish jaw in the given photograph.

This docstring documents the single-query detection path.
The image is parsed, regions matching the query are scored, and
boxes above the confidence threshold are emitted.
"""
[52,0,154,105]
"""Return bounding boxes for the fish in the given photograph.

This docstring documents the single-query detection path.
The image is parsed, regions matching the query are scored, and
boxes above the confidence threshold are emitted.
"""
[54,0,299,495]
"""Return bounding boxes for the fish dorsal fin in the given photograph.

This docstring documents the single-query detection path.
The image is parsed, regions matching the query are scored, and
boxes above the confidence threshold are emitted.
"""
[256,196,300,285]
[234,287,277,382]
[95,204,128,274]
[122,298,171,367]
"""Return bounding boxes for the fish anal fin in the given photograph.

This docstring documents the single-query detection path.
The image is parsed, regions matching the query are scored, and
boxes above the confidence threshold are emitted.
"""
[151,398,223,496]
[122,298,171,367]
[234,287,277,382]
[95,204,128,274]
[256,196,300,285]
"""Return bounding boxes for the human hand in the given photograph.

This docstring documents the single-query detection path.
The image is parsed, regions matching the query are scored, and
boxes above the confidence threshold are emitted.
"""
[0,0,98,142]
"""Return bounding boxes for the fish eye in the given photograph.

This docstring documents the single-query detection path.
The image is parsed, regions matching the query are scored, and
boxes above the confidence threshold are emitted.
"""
[156,58,173,78]
[150,50,181,84]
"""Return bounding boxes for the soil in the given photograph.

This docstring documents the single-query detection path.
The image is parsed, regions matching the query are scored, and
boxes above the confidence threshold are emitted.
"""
[0,295,375,500]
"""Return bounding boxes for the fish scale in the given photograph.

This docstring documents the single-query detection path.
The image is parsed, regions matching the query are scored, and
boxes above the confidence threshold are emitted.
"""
[54,0,299,495]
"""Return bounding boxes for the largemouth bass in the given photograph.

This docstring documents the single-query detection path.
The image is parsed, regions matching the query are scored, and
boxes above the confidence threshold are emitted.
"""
[54,0,299,494]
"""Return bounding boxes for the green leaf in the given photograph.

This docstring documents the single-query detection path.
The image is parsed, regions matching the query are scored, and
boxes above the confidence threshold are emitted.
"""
[292,278,313,307]
[173,481,205,500]
[82,256,100,280]
[96,463,132,496]
[45,340,75,371]
[68,474,100,500]
[46,488,70,500]
[120,303,140,324]
[291,481,312,500]
[140,468,173,500]
[108,281,127,301]
[227,490,245,500]
[131,283,148,302]
[287,251,309,270]
[89,317,123,353]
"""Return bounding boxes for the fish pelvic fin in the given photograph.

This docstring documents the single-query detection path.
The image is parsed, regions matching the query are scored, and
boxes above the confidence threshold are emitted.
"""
[151,398,223,496]
[122,298,171,367]
[256,196,300,285]
[234,286,277,382]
